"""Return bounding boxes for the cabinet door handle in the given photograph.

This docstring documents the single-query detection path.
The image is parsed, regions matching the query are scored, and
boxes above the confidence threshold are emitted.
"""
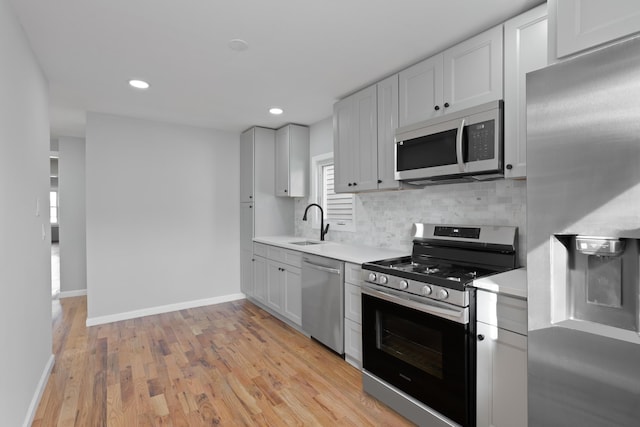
[284,189,288,193]
[353,182,357,186]
[434,105,440,111]
[444,102,450,108]
[348,183,352,187]
[506,164,513,170]
[378,179,382,184]
[478,334,485,341]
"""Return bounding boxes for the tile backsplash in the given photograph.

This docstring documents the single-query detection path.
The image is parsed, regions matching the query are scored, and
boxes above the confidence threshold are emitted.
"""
[295,179,527,266]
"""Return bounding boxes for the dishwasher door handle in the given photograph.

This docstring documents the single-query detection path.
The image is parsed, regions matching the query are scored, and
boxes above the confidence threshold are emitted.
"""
[302,260,342,275]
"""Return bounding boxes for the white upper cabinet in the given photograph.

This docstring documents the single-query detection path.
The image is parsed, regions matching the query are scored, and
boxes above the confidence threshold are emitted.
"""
[443,25,503,114]
[353,86,379,192]
[377,75,401,190]
[399,25,503,128]
[333,95,356,194]
[399,55,443,126]
[504,4,548,179]
[334,77,401,194]
[240,129,254,203]
[552,0,640,59]
[333,85,378,193]
[275,124,309,197]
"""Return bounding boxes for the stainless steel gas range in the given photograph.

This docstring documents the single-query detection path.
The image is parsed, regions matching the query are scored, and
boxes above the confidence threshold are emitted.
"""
[361,223,518,427]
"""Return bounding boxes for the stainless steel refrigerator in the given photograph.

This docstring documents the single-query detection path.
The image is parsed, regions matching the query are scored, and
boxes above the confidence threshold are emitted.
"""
[527,36,640,426]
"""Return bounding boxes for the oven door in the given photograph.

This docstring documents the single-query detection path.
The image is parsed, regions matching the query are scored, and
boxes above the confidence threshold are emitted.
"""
[362,284,474,427]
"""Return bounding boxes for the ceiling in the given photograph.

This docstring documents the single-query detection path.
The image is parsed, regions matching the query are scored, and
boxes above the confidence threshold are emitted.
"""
[9,0,543,137]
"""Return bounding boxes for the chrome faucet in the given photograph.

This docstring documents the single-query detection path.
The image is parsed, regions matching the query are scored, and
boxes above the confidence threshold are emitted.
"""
[302,203,329,241]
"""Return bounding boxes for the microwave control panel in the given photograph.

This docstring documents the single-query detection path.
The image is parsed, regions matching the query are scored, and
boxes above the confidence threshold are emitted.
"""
[467,120,495,161]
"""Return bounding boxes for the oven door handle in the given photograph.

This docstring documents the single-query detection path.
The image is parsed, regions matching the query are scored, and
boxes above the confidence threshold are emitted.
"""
[362,285,469,324]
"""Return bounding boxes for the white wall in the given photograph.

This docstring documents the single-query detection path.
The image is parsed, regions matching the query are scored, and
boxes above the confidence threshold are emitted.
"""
[296,116,528,266]
[85,113,241,323]
[0,0,54,425]
[309,116,333,159]
[59,137,87,295]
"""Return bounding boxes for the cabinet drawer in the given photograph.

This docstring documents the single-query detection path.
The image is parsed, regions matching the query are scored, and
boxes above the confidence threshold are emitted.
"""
[477,290,528,335]
[345,262,362,285]
[254,243,268,258]
[345,282,362,324]
[267,245,286,263]
[283,250,302,268]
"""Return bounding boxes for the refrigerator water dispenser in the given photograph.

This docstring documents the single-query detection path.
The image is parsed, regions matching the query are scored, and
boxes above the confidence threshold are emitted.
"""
[553,234,639,333]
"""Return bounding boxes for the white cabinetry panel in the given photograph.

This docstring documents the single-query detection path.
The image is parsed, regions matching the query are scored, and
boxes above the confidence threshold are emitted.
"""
[555,0,640,58]
[376,75,401,190]
[399,55,443,126]
[504,4,548,179]
[443,25,503,114]
[275,124,309,197]
[476,322,528,427]
[476,289,528,427]
[344,318,363,369]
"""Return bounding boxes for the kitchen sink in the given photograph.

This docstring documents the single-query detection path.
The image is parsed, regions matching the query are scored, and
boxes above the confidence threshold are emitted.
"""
[290,240,323,246]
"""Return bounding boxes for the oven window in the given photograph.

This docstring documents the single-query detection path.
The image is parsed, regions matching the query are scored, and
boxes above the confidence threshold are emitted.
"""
[377,311,444,379]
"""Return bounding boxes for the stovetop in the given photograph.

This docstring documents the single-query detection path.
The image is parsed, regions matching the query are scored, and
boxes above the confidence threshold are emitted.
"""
[362,223,518,292]
[363,256,505,291]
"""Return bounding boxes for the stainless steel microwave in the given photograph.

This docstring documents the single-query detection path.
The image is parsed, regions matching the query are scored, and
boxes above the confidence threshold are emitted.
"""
[395,100,503,185]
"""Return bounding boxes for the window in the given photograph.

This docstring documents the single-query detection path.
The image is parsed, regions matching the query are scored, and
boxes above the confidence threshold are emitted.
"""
[50,191,58,224]
[312,154,356,232]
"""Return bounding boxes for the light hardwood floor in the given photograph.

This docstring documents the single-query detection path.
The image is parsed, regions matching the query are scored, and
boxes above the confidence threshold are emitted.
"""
[33,296,414,426]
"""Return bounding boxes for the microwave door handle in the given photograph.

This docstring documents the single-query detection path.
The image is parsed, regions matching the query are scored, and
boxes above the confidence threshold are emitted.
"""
[456,118,465,172]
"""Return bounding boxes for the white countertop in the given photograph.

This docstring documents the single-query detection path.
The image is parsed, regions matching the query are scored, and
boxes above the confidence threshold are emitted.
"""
[473,267,527,299]
[253,236,408,265]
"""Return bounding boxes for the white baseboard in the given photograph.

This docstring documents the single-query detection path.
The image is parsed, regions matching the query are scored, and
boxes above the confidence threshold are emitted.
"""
[22,354,55,427]
[86,293,246,327]
[59,289,87,298]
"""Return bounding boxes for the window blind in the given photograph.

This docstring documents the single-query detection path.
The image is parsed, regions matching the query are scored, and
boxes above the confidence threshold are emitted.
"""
[322,164,354,225]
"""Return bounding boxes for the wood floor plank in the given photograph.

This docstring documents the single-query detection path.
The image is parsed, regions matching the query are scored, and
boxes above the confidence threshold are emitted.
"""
[32,296,415,426]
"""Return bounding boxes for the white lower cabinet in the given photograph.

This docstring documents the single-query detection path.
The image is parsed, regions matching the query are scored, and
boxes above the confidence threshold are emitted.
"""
[252,255,267,304]
[266,260,284,313]
[249,243,302,328]
[476,290,528,427]
[240,248,254,296]
[344,318,362,367]
[343,263,363,368]
[282,265,302,325]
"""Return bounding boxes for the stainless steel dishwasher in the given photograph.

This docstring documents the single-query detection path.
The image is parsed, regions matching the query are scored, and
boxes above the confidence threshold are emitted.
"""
[301,254,345,355]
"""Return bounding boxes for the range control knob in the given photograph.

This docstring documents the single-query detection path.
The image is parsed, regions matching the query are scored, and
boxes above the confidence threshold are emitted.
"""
[368,273,377,282]
[379,275,388,285]
[421,285,432,296]
[398,280,409,290]
[437,289,449,300]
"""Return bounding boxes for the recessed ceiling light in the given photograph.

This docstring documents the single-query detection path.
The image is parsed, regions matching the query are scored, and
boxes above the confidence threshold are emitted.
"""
[129,79,150,89]
[228,39,249,52]
[269,107,284,115]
